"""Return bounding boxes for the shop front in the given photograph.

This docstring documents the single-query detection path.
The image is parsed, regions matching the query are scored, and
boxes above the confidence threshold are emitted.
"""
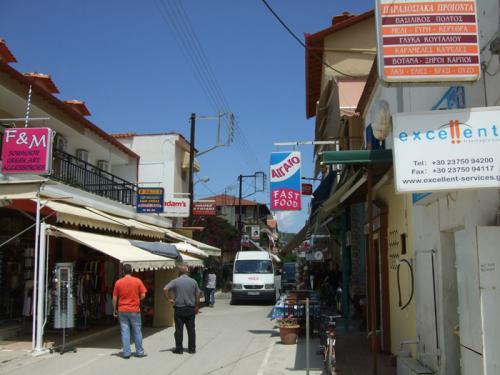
[0,190,208,352]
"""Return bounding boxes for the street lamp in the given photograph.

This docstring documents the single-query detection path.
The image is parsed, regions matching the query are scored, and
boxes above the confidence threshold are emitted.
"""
[195,176,210,185]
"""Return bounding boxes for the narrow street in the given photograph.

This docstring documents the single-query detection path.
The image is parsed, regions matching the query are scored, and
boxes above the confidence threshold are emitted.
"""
[2,298,324,375]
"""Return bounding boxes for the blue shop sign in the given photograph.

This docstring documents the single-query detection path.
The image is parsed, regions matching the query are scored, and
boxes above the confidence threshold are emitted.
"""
[137,188,164,213]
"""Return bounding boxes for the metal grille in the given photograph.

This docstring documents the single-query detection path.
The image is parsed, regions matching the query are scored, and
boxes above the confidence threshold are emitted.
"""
[244,285,263,290]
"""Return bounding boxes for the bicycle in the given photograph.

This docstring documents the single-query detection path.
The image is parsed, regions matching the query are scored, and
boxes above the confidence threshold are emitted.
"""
[319,313,341,374]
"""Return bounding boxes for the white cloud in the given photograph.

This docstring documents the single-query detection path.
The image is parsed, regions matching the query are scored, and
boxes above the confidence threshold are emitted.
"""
[275,210,307,233]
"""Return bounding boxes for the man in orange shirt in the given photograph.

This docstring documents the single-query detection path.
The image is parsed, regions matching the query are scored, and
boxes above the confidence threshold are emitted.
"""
[113,264,147,359]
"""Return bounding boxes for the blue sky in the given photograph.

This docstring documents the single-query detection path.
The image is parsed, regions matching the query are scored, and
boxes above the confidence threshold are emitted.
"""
[1,0,372,233]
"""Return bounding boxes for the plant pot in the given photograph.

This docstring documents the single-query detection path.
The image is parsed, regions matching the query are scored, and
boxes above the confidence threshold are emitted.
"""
[279,325,300,345]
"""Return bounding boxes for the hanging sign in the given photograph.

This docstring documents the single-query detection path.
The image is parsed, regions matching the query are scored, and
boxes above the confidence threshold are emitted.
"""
[1,127,54,174]
[376,0,481,83]
[393,106,500,192]
[270,151,301,210]
[301,183,313,196]
[250,225,260,240]
[193,200,216,216]
[137,188,164,213]
[162,197,190,217]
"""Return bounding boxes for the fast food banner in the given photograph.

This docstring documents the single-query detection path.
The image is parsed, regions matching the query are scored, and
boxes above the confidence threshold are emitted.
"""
[270,151,301,211]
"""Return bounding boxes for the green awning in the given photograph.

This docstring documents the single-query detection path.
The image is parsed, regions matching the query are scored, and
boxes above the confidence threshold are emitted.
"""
[320,150,393,165]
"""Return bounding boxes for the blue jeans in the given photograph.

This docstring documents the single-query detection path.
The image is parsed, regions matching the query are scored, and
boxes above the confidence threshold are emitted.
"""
[119,312,144,357]
[207,288,215,306]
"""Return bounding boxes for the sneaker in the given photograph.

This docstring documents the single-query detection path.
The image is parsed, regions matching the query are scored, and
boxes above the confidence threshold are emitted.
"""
[172,348,183,354]
[122,355,131,359]
[136,353,148,358]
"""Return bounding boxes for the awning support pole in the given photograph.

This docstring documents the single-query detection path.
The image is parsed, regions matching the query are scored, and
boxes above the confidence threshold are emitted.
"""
[31,192,41,351]
[34,222,47,353]
[367,166,378,375]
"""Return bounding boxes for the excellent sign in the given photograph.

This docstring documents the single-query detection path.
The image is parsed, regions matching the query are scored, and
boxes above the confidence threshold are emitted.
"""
[1,128,54,174]
[393,106,500,192]
[376,0,480,83]
[270,151,301,210]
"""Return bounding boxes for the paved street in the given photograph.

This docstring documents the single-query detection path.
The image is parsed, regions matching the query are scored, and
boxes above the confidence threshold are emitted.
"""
[1,299,324,375]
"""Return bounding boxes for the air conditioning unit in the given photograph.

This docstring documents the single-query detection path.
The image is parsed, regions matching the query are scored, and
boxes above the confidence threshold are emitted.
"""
[75,149,89,163]
[54,134,68,152]
[97,160,110,172]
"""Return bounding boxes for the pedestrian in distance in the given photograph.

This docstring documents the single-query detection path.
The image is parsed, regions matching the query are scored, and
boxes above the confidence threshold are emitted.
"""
[163,262,200,354]
[112,263,147,359]
[205,268,216,307]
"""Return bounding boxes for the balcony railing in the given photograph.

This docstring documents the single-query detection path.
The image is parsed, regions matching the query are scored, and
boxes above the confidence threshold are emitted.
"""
[51,149,137,206]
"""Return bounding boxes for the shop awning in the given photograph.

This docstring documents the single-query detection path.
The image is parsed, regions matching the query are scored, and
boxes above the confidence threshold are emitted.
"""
[317,169,367,223]
[173,242,209,259]
[48,226,176,271]
[42,200,128,234]
[130,240,203,267]
[0,183,40,200]
[85,207,165,239]
[161,228,221,257]
[310,170,337,216]
[130,240,181,261]
[179,252,204,267]
[280,225,308,255]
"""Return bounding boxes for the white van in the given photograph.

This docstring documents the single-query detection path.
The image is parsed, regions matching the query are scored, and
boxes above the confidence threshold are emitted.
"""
[231,251,276,304]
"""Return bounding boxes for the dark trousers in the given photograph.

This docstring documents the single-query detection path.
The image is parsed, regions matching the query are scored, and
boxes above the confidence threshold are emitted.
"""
[174,306,196,351]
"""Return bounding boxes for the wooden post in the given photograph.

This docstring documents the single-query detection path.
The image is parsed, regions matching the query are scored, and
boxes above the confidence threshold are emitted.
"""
[367,166,378,375]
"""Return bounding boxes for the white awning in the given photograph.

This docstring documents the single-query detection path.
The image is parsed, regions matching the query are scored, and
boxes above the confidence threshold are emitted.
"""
[180,252,204,267]
[173,243,209,259]
[0,183,40,200]
[48,226,176,271]
[41,200,128,234]
[85,207,165,239]
[162,228,221,256]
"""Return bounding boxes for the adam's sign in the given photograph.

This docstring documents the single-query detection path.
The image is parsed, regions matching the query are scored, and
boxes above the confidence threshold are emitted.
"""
[1,128,54,174]
[270,151,301,211]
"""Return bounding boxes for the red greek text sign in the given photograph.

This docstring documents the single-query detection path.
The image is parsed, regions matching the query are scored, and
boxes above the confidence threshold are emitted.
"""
[193,201,216,216]
[376,0,481,83]
[1,128,53,174]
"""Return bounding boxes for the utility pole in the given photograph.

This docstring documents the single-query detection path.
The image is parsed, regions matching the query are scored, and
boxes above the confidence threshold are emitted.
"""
[238,174,243,236]
[188,113,196,226]
[187,112,234,226]
[237,172,266,249]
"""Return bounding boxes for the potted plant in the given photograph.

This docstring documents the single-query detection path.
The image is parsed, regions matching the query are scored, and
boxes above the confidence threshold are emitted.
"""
[278,317,300,345]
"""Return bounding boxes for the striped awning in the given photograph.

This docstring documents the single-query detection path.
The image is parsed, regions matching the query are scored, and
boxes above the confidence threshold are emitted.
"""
[48,226,176,271]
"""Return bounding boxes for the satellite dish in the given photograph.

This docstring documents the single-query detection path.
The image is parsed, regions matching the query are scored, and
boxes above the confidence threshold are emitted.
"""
[371,100,392,141]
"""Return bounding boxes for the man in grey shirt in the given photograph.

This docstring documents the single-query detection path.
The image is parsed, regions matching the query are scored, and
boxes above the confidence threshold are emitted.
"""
[164,263,200,354]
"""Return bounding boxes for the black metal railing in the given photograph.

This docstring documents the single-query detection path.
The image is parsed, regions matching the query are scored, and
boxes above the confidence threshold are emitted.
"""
[51,149,137,206]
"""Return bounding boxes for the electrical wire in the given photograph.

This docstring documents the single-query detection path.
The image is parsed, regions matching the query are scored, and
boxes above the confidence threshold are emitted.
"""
[155,0,265,172]
[397,259,414,310]
[260,0,359,79]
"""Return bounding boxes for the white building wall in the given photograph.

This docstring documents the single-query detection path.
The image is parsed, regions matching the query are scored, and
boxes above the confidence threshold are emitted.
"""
[413,189,496,374]
[120,135,178,196]
[365,2,499,372]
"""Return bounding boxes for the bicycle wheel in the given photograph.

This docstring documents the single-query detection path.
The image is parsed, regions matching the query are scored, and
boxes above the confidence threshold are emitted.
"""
[327,338,334,374]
